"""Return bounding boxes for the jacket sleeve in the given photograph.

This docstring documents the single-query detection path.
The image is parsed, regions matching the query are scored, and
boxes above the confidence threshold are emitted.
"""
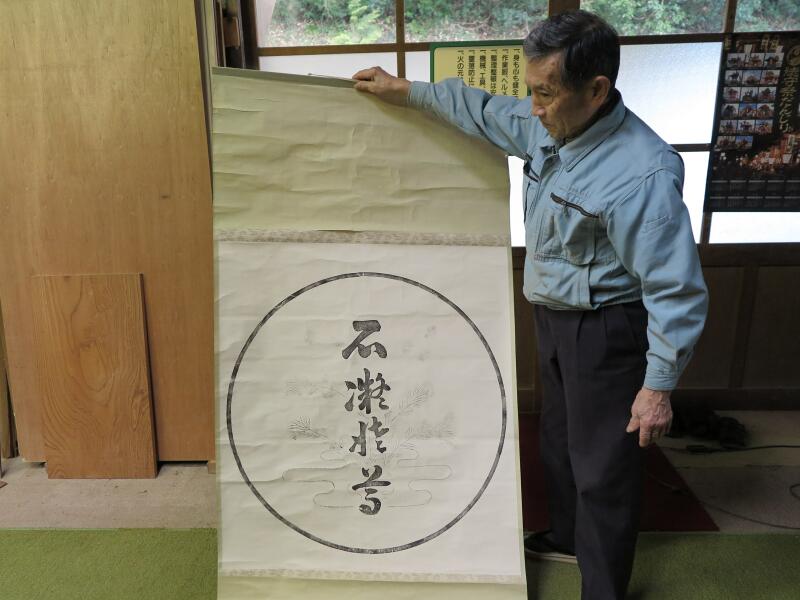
[605,167,709,391]
[408,79,532,160]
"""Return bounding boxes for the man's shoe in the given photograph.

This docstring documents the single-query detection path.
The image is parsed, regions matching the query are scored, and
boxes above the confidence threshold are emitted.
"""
[523,530,578,564]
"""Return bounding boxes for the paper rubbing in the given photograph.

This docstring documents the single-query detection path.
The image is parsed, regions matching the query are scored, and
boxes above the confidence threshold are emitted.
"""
[217,242,523,582]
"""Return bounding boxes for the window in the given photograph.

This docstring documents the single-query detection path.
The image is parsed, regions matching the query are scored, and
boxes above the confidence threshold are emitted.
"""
[735,0,800,33]
[252,0,800,245]
[582,0,725,35]
[710,213,800,243]
[405,1,546,43]
[616,43,720,145]
[261,0,396,46]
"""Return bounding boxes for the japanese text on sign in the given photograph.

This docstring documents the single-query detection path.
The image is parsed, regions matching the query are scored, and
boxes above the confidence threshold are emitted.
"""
[432,44,528,99]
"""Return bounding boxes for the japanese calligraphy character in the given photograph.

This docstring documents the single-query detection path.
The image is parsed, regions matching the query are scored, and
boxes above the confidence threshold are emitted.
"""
[352,465,390,515]
[349,420,368,456]
[344,368,390,414]
[342,320,387,359]
[347,417,389,456]
[368,416,389,453]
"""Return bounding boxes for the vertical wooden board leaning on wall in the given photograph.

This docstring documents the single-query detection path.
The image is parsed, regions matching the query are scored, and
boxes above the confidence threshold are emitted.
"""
[33,274,157,479]
[0,303,12,459]
[0,0,213,461]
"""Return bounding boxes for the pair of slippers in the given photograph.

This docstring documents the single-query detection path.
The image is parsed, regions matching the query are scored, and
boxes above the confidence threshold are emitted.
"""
[668,406,748,449]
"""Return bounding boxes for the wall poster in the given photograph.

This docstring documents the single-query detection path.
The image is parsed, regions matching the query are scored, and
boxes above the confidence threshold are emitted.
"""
[430,41,528,98]
[706,31,800,211]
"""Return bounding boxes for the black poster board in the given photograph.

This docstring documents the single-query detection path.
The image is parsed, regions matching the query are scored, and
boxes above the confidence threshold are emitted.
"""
[705,32,800,212]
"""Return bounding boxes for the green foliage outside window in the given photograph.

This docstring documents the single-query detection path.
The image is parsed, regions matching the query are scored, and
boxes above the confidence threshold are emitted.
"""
[735,0,800,32]
[268,0,548,45]
[271,0,394,45]
[404,0,546,42]
[581,0,725,35]
[266,0,798,46]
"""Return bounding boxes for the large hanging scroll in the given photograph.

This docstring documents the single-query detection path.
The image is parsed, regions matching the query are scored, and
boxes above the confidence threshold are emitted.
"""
[212,68,526,600]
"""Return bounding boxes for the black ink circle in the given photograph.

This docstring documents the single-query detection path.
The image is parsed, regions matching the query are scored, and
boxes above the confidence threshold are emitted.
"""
[227,272,507,554]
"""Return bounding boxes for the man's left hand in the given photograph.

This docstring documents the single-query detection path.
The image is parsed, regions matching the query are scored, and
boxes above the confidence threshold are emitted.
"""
[626,388,672,447]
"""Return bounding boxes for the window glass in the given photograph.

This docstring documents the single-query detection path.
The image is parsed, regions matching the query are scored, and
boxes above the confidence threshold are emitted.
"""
[710,213,800,243]
[259,53,397,78]
[405,51,432,82]
[583,0,725,35]
[616,43,721,145]
[680,152,710,242]
[735,1,800,32]
[404,0,546,43]
[257,0,396,46]
[509,157,525,246]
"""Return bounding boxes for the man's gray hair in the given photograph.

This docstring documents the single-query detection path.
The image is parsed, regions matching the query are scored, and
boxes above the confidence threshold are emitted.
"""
[523,10,620,90]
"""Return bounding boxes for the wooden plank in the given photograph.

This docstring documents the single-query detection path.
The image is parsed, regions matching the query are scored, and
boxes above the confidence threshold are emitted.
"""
[723,0,739,33]
[678,267,742,388]
[742,267,800,389]
[395,0,406,78]
[672,389,800,409]
[0,303,12,459]
[259,42,402,55]
[0,0,213,461]
[548,0,579,15]
[33,274,157,479]
[698,243,800,267]
[513,259,540,413]
[257,34,726,56]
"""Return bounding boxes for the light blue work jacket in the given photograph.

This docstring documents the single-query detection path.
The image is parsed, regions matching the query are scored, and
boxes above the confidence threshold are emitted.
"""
[409,79,708,391]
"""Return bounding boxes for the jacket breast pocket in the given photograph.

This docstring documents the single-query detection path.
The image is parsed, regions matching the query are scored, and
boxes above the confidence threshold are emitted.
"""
[537,192,598,265]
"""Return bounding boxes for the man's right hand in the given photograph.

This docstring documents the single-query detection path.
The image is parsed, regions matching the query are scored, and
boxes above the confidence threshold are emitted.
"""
[352,67,411,106]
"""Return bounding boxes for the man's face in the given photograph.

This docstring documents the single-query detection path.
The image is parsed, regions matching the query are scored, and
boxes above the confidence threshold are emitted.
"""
[525,53,600,142]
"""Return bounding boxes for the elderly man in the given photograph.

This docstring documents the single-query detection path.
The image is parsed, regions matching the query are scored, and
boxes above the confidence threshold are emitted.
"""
[353,10,707,600]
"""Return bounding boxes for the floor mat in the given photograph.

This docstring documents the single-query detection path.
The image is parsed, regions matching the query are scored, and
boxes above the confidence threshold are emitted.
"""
[2,530,798,599]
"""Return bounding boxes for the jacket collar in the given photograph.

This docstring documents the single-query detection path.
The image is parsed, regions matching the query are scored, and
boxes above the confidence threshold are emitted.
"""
[539,89,626,172]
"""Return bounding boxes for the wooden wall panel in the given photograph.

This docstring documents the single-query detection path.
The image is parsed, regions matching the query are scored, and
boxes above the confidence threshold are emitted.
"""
[743,267,800,389]
[34,275,157,479]
[512,246,800,411]
[678,267,742,388]
[513,256,541,413]
[0,0,213,461]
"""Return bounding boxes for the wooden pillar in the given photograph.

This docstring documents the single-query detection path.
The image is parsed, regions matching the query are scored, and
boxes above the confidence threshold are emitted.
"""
[396,0,406,77]
[549,0,580,16]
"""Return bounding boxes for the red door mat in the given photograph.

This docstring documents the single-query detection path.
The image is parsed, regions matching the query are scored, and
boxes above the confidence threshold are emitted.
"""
[518,413,718,532]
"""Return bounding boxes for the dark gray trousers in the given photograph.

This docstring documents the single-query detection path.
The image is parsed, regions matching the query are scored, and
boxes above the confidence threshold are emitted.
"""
[535,301,648,600]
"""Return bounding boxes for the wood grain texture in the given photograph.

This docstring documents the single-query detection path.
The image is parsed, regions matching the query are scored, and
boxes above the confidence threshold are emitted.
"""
[0,0,213,461]
[548,0,580,16]
[743,266,800,389]
[34,274,157,479]
[678,267,742,389]
[0,305,12,459]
